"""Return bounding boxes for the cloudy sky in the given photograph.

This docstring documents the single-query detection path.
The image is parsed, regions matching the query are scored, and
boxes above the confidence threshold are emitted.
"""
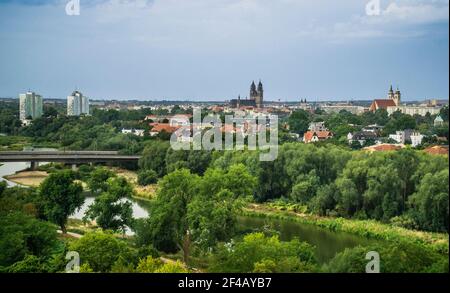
[0,0,448,101]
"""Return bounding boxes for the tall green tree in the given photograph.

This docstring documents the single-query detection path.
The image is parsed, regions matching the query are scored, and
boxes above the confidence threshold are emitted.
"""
[0,212,58,268]
[87,167,116,194]
[288,109,310,135]
[84,177,134,233]
[39,170,84,233]
[409,170,449,232]
[139,141,170,177]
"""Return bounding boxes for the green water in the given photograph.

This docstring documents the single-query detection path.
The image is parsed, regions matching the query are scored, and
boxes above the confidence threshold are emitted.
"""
[237,215,378,263]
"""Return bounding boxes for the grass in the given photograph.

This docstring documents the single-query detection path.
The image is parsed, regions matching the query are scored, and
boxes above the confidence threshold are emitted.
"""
[0,135,31,151]
[244,203,449,255]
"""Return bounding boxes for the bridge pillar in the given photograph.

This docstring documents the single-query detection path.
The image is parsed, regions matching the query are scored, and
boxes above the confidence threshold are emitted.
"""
[71,164,78,171]
[30,161,39,170]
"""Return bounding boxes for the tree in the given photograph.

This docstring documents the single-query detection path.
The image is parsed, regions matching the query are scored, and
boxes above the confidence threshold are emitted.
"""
[143,166,255,264]
[84,177,134,233]
[439,105,449,121]
[324,242,447,273]
[39,170,84,233]
[139,141,170,177]
[290,170,320,204]
[0,212,58,268]
[187,189,240,252]
[0,181,6,196]
[288,110,310,135]
[145,169,199,254]
[69,231,135,272]
[137,169,158,186]
[309,183,337,216]
[87,167,116,194]
[209,233,318,273]
[409,170,449,232]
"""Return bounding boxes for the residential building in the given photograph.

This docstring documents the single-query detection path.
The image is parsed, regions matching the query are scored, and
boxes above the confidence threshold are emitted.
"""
[303,131,333,143]
[388,129,423,146]
[386,105,441,116]
[347,131,380,146]
[67,90,89,116]
[320,104,366,115]
[308,121,327,132]
[410,132,424,147]
[362,124,384,134]
[149,123,180,136]
[121,128,145,137]
[434,115,444,127]
[388,129,413,144]
[19,91,43,121]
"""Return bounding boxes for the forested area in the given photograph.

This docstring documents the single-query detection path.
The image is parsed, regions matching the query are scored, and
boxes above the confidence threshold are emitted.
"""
[137,142,449,233]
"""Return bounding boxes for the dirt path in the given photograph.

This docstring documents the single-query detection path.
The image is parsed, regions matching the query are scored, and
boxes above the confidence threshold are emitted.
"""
[57,230,83,239]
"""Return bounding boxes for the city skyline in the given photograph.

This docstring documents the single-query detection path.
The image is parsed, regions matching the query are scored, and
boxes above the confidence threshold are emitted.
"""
[0,0,449,101]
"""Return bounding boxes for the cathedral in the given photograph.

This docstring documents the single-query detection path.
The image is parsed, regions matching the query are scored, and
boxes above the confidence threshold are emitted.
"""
[369,85,401,112]
[230,80,264,108]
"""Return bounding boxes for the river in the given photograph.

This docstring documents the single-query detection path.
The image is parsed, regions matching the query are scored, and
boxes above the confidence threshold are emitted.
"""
[1,158,377,263]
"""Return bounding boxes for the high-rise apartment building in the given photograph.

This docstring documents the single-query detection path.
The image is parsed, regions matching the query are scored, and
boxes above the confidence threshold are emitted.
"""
[67,90,89,116]
[19,91,43,121]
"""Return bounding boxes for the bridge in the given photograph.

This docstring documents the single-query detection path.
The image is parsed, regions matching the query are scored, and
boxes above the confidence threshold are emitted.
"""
[0,151,140,170]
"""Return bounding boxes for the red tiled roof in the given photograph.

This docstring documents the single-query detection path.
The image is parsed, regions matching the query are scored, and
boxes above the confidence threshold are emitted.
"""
[370,99,397,111]
[303,131,333,143]
[150,123,180,134]
[424,145,449,156]
[221,124,236,133]
[363,144,402,152]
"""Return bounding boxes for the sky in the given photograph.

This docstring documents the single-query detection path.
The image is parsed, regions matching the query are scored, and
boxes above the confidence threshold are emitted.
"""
[0,0,448,101]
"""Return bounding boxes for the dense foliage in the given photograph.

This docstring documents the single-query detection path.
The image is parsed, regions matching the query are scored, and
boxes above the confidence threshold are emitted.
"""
[39,170,84,233]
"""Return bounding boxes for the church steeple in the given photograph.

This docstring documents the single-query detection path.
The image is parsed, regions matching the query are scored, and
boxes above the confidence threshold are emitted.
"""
[250,81,258,99]
[257,80,263,92]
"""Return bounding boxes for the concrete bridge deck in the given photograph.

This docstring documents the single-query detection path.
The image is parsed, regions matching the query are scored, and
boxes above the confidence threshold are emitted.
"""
[0,151,140,164]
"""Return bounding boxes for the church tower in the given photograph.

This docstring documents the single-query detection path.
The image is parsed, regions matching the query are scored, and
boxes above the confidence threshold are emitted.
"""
[388,85,394,100]
[250,81,258,100]
[256,80,264,108]
[393,87,401,106]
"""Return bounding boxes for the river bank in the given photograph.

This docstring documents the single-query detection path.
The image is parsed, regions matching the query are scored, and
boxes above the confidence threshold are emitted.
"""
[243,203,449,255]
[4,170,48,187]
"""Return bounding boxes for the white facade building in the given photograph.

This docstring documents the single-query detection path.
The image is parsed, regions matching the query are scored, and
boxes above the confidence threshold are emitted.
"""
[67,91,90,116]
[388,129,423,147]
[308,121,327,132]
[320,104,366,115]
[434,115,444,127]
[19,91,43,121]
[386,105,441,116]
[121,128,145,137]
[410,132,424,147]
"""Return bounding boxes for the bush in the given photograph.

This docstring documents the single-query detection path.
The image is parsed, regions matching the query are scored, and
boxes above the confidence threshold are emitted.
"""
[69,231,136,272]
[137,170,158,186]
[324,242,448,273]
[209,232,318,273]
[135,256,188,273]
[389,215,419,230]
